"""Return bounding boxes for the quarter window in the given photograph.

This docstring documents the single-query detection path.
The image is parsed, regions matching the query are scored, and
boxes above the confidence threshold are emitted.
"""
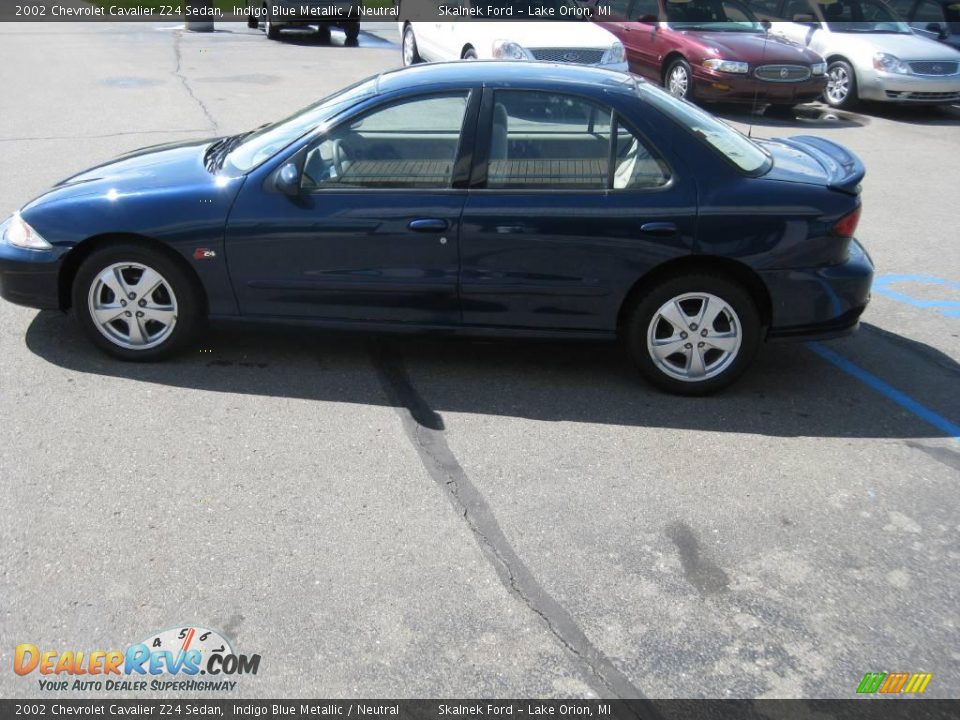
[303,93,469,190]
[486,91,669,191]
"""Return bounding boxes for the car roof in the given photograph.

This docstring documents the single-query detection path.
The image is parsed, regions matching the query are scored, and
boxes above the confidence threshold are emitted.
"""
[375,61,640,96]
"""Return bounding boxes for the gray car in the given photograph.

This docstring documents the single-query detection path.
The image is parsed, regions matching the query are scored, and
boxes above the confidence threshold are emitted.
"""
[892,0,960,51]
[751,0,960,107]
[247,0,362,44]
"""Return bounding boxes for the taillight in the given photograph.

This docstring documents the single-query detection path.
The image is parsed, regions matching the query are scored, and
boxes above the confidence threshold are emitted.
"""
[832,205,861,238]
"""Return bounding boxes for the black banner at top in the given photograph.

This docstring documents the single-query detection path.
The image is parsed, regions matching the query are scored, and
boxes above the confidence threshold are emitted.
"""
[1,700,959,720]
[0,0,938,23]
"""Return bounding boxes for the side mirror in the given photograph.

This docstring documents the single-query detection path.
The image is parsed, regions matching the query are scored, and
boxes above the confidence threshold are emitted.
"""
[925,21,947,38]
[276,162,301,197]
[761,18,771,29]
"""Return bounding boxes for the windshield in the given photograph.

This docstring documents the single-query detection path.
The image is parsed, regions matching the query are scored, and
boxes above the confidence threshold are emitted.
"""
[221,77,378,175]
[665,0,765,29]
[636,83,771,174]
[814,0,911,32]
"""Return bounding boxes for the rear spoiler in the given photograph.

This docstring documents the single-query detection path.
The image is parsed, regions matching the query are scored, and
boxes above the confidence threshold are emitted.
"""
[773,135,865,195]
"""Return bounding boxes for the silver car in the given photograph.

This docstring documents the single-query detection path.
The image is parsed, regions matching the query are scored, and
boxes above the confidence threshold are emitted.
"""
[762,0,960,107]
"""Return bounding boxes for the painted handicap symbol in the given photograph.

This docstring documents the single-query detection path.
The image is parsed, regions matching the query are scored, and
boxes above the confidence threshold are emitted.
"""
[873,275,960,318]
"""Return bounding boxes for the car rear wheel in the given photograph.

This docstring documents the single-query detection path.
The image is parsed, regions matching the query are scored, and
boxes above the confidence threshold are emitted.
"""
[624,274,760,395]
[402,25,421,66]
[72,244,202,361]
[825,60,858,109]
[344,22,360,46]
[665,59,694,101]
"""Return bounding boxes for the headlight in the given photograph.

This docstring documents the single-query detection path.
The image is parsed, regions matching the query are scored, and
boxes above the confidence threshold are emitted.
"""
[703,59,749,74]
[1,212,53,251]
[492,40,529,61]
[601,42,626,65]
[811,62,826,76]
[873,52,910,74]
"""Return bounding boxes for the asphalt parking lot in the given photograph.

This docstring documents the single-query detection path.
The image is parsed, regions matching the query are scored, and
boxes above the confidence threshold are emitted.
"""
[1,20,958,700]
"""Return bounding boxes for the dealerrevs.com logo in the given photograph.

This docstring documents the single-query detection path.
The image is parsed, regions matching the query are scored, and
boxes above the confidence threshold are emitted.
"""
[14,626,260,692]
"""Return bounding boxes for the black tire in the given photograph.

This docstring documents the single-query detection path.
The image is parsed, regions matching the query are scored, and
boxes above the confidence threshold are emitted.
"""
[824,59,858,109]
[623,273,761,396]
[317,23,332,44]
[462,47,478,60]
[664,58,694,101]
[71,243,203,362]
[247,14,258,29]
[344,22,360,46]
[402,24,421,66]
[265,10,281,40]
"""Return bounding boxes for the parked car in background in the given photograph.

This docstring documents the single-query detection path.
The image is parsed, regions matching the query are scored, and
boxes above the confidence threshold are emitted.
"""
[399,16,628,70]
[746,0,960,106]
[596,0,827,109]
[0,63,873,395]
[247,0,361,44]
[892,0,960,50]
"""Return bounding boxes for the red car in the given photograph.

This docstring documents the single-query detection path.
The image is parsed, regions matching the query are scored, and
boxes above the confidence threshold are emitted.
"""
[596,0,828,109]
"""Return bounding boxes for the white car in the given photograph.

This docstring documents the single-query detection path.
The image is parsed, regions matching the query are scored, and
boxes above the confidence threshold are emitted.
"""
[399,19,628,71]
[763,0,960,107]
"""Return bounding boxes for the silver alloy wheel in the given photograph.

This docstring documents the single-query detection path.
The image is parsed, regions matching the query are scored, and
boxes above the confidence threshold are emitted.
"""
[668,65,689,98]
[646,292,742,382]
[826,65,849,105]
[402,27,416,66]
[87,262,178,351]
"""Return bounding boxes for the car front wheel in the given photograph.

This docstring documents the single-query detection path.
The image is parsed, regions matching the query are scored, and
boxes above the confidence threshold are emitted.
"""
[624,274,760,395]
[402,25,421,66]
[665,59,694,101]
[825,60,858,109]
[72,244,202,361]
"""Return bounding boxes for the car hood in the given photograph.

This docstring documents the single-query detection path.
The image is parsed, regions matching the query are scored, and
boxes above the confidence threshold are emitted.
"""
[687,31,821,63]
[479,21,619,48]
[828,30,960,60]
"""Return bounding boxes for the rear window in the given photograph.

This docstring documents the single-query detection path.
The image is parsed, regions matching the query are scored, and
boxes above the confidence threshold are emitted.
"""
[635,84,771,174]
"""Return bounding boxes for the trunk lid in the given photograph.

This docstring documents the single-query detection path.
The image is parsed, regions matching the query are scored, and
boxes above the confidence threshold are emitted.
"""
[759,135,865,195]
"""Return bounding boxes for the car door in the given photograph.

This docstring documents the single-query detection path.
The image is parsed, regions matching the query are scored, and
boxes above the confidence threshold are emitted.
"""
[458,88,697,332]
[599,0,664,78]
[225,90,479,325]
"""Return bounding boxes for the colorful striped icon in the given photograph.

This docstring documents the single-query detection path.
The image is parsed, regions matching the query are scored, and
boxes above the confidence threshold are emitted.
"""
[857,672,933,694]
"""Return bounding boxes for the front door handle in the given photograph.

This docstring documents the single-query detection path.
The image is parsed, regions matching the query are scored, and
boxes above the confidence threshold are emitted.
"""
[640,222,677,237]
[408,218,449,233]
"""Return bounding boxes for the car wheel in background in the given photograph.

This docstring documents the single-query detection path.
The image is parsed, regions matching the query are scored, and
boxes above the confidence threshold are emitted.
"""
[665,59,694,101]
[246,14,257,28]
[402,25,421,66]
[624,274,760,395]
[825,60,858,109]
[72,243,203,362]
[344,22,360,46]
[463,47,478,60]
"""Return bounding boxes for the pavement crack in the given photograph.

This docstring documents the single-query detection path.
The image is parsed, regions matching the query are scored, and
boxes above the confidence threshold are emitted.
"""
[172,31,219,134]
[371,341,658,710]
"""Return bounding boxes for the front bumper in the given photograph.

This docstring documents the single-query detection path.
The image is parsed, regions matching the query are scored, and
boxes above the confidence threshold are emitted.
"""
[0,242,64,310]
[693,68,826,104]
[762,239,874,342]
[858,67,960,103]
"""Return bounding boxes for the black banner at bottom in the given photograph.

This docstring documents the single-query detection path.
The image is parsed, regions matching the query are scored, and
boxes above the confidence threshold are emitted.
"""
[2,700,958,720]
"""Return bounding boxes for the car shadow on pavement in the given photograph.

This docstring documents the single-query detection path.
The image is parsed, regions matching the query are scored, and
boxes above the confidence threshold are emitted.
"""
[714,103,868,129]
[23,311,959,440]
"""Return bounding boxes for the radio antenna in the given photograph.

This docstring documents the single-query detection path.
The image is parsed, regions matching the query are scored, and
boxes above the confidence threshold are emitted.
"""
[748,21,770,139]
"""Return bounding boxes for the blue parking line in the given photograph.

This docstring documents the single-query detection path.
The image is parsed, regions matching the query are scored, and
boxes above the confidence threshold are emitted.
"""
[806,342,960,441]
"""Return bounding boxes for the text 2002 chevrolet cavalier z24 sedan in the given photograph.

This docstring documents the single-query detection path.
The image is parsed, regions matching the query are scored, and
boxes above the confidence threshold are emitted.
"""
[0,62,873,395]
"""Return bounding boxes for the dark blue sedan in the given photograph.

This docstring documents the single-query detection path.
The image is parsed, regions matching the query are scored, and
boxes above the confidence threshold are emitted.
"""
[0,62,872,394]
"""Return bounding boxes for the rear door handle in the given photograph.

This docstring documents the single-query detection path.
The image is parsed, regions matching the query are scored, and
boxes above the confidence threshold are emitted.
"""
[408,218,449,233]
[640,222,677,237]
